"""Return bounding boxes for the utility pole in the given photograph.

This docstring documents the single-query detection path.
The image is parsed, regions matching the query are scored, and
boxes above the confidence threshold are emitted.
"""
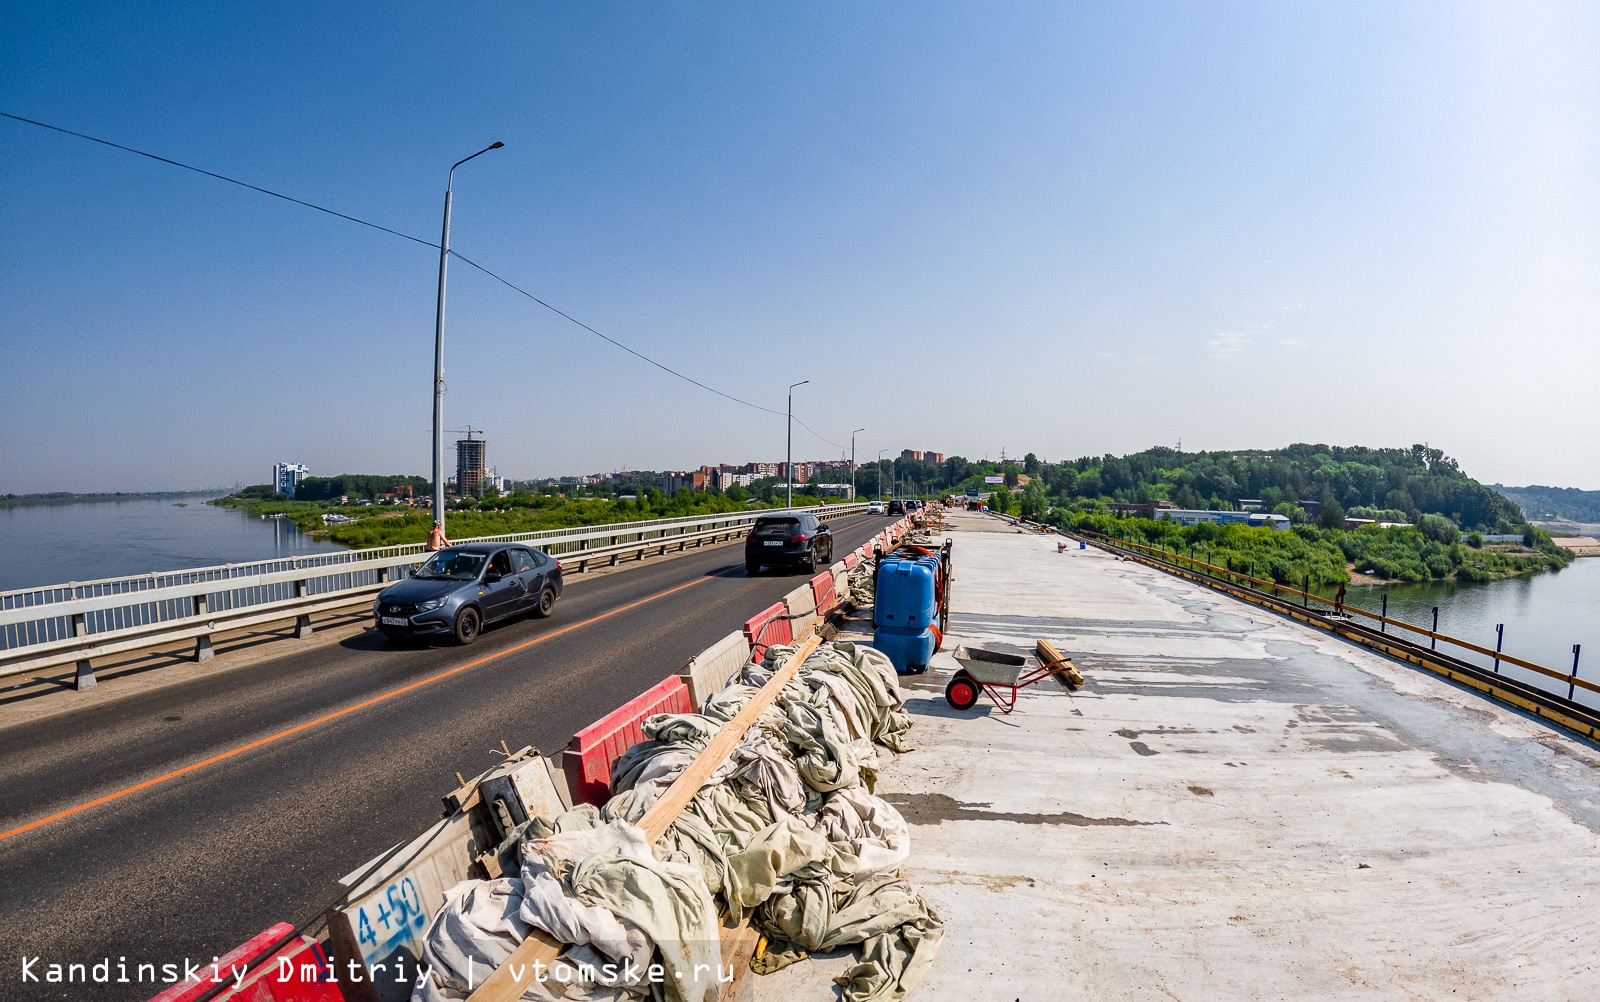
[431,141,505,536]
[851,428,865,502]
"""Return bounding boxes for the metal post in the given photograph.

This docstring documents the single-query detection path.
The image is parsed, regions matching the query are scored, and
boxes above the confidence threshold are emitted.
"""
[1493,623,1503,673]
[786,379,808,509]
[1303,575,1310,608]
[193,593,213,662]
[431,141,504,538]
[294,579,313,638]
[1381,593,1387,632]
[851,428,865,502]
[71,612,95,690]
[1569,645,1582,701]
[1431,606,1438,650]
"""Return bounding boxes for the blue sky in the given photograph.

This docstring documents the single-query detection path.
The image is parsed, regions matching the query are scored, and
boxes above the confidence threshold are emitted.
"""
[3,2,1596,492]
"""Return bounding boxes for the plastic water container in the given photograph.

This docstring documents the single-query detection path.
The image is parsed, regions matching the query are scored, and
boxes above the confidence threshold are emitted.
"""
[875,555,939,630]
[873,553,941,674]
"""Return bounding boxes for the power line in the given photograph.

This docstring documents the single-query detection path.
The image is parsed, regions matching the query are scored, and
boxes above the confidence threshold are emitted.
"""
[0,110,853,447]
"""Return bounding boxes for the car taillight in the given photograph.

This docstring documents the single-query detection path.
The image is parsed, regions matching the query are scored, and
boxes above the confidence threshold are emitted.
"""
[555,561,562,571]
[793,534,809,542]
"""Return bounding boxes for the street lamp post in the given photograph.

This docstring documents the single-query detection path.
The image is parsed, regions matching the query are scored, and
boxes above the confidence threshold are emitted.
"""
[850,428,865,502]
[877,450,886,502]
[785,380,809,508]
[431,141,505,540]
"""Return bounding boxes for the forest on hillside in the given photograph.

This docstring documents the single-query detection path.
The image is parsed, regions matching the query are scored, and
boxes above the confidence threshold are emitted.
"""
[1493,484,1600,524]
[896,443,1524,532]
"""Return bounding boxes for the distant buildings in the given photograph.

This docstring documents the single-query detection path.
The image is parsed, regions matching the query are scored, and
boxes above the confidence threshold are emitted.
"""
[901,449,921,461]
[924,452,944,464]
[272,462,309,498]
[455,436,487,495]
[1155,508,1292,531]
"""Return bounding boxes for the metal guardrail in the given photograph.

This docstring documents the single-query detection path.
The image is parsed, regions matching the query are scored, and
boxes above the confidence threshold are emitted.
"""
[0,503,868,685]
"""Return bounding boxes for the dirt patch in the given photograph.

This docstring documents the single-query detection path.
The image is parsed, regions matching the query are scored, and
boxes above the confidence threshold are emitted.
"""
[1187,785,1214,797]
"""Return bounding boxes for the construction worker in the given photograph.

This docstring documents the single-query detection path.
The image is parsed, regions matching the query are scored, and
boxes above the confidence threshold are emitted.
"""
[426,522,450,552]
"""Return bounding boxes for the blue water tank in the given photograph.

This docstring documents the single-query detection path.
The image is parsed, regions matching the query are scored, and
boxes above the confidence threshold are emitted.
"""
[873,554,941,674]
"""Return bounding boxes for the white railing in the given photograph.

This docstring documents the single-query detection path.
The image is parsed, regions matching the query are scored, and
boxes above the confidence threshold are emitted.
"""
[0,503,867,684]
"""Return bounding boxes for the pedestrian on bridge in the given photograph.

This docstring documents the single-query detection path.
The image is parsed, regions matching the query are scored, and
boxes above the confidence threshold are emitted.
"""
[426,522,450,551]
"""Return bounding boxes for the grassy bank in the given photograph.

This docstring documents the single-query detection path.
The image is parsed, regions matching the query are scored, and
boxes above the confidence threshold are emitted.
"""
[212,490,843,548]
[1053,511,1573,586]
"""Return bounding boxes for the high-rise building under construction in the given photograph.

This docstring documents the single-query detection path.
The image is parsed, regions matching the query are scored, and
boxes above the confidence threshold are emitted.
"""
[455,436,487,495]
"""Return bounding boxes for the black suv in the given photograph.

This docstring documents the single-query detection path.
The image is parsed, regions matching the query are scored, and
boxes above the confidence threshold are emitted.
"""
[888,499,905,515]
[745,512,833,574]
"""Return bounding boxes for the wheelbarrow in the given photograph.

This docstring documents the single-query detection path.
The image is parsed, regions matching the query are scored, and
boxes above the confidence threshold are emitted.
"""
[944,644,1081,713]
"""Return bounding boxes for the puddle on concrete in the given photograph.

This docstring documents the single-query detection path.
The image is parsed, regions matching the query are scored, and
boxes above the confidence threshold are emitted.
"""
[883,791,1159,827]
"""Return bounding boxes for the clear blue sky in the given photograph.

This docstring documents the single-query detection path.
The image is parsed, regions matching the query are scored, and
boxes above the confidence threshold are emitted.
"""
[3,1,1596,492]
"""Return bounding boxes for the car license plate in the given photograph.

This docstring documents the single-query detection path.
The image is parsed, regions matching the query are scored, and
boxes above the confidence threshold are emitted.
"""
[763,540,784,547]
[381,616,409,626]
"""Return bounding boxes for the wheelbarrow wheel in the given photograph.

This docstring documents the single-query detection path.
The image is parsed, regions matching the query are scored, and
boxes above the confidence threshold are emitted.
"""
[945,672,980,711]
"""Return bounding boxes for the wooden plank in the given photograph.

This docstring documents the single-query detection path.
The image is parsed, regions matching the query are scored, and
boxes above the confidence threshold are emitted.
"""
[1036,639,1085,687]
[465,633,824,1002]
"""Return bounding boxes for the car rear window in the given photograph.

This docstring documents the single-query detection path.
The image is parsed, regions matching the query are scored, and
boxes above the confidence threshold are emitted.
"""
[754,517,799,536]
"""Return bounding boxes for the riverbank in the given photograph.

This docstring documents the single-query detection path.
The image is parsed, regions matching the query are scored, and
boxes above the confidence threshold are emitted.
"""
[1056,512,1573,587]
[211,490,849,548]
[1,489,232,508]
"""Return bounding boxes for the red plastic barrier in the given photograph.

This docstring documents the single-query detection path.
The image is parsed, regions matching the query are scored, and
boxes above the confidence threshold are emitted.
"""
[563,675,692,806]
[148,923,341,1002]
[842,551,859,569]
[743,601,792,660]
[810,571,838,615]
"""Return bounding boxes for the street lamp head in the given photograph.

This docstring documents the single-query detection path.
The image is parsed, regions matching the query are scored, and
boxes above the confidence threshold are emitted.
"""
[489,142,505,149]
[790,379,810,391]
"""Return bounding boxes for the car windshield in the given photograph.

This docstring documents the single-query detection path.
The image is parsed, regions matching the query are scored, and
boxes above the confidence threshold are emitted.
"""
[414,551,486,581]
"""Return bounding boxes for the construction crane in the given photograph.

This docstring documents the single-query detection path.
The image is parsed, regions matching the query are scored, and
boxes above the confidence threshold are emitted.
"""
[446,426,483,440]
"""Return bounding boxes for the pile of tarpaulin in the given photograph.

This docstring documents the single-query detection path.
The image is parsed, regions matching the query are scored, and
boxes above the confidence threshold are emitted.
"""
[412,640,942,1002]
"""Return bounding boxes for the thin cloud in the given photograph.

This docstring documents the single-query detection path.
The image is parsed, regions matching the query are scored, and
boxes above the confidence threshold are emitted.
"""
[1206,330,1251,357]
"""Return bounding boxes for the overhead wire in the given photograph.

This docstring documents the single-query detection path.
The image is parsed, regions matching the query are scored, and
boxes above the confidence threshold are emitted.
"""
[0,110,856,447]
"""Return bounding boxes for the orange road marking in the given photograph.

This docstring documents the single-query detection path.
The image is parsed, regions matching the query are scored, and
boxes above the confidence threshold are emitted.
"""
[0,575,712,843]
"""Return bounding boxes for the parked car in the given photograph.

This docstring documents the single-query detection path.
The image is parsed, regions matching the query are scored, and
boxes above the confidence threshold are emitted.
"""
[867,501,886,515]
[888,499,906,515]
[745,512,833,574]
[374,542,562,644]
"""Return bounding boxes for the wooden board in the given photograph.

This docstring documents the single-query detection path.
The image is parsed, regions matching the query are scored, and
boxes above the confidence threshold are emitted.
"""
[465,633,824,1002]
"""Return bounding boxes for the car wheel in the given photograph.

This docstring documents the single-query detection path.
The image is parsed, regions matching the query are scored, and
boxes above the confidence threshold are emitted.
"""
[452,607,481,645]
[532,587,556,619]
[746,559,761,575]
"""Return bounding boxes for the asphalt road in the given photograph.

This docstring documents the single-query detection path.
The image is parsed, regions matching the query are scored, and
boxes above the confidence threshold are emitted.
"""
[0,513,888,1002]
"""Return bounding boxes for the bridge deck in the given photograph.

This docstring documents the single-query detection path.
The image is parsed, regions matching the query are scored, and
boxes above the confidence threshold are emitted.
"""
[747,510,1600,999]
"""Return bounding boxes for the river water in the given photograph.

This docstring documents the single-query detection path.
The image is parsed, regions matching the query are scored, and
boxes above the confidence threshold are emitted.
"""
[1343,559,1600,711]
[0,495,344,593]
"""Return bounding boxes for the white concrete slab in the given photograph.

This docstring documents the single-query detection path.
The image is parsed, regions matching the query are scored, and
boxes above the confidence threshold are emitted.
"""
[740,511,1600,1001]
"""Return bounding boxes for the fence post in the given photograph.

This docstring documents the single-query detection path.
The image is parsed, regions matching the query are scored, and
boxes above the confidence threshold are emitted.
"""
[1430,607,1438,650]
[294,579,313,638]
[193,593,213,663]
[1493,623,1503,673]
[1381,593,1387,633]
[1303,576,1310,608]
[71,612,96,690]
[1569,645,1582,701]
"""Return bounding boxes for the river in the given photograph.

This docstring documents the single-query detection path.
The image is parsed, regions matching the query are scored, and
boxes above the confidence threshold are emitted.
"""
[1344,559,1600,711]
[0,495,344,593]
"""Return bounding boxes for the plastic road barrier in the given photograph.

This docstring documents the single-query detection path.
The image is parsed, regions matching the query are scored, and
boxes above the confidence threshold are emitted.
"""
[742,601,792,659]
[562,675,692,805]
